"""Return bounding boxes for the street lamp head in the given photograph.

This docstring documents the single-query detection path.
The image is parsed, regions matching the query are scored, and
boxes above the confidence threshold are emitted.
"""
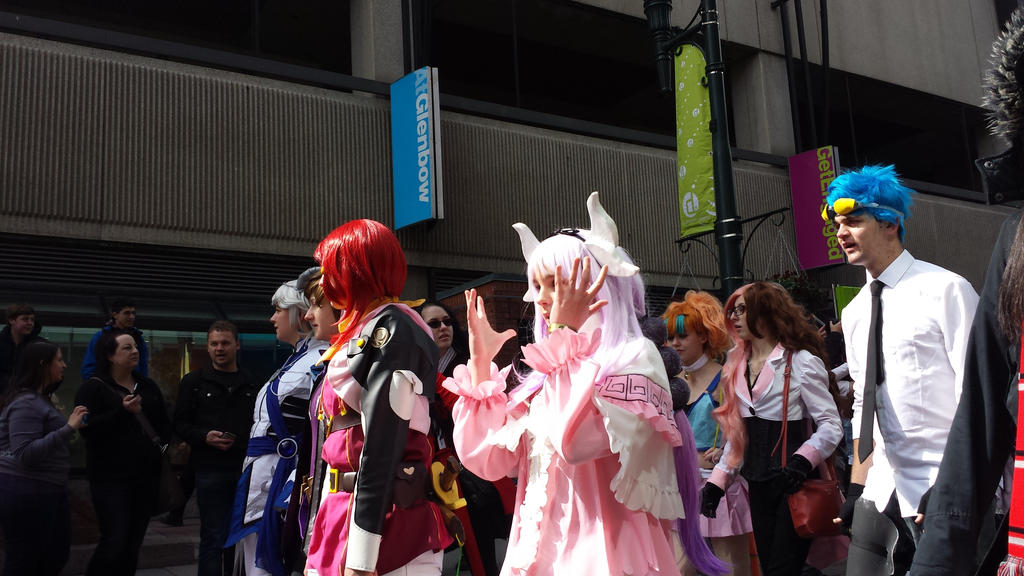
[643,0,673,30]
[643,0,675,94]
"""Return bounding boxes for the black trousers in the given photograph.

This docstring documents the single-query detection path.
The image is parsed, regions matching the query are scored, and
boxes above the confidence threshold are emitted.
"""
[195,469,239,576]
[86,478,154,576]
[747,477,813,576]
[0,473,70,576]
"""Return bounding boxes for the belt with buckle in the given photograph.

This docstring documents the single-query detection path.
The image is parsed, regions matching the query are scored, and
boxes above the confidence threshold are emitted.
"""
[326,462,426,510]
[328,467,357,494]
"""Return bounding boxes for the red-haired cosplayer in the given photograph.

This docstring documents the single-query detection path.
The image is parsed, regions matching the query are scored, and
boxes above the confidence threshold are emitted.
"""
[303,220,452,576]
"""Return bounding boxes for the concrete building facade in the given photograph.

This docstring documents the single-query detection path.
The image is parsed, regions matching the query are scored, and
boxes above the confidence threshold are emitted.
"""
[0,1,1014,399]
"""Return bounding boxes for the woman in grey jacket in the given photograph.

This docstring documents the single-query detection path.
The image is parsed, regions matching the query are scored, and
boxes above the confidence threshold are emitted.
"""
[0,341,88,576]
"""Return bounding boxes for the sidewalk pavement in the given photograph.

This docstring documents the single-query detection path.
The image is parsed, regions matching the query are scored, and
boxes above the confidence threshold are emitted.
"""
[65,514,200,576]
[135,566,197,576]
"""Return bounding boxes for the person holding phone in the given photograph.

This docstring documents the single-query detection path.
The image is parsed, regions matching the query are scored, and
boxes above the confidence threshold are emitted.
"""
[76,329,171,576]
[173,321,259,576]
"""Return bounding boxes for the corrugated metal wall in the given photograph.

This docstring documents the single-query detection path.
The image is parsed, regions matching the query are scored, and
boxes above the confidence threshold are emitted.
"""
[0,32,1011,292]
[0,33,393,256]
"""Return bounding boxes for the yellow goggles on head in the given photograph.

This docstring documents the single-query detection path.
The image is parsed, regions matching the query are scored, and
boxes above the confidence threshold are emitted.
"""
[821,198,905,222]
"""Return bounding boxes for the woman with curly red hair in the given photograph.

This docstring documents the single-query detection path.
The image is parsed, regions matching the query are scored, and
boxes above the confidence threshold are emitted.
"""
[303,219,452,576]
[663,291,752,575]
[701,282,842,576]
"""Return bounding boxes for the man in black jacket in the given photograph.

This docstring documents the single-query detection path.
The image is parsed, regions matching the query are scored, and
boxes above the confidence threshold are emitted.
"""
[174,320,258,576]
[0,303,44,394]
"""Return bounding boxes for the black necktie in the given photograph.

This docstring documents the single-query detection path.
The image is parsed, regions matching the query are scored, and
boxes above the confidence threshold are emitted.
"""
[858,280,885,464]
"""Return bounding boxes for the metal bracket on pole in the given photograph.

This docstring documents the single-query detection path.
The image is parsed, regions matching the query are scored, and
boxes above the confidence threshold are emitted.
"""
[740,207,789,268]
[673,206,790,294]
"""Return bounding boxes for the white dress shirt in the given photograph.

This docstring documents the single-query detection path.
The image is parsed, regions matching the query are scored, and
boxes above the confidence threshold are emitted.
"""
[844,250,979,515]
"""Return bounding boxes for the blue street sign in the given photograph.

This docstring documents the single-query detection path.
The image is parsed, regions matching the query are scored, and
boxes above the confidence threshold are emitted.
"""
[391,66,444,229]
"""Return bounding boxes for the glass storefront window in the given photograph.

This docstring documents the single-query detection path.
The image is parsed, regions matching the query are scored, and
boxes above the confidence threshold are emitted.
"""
[40,325,293,470]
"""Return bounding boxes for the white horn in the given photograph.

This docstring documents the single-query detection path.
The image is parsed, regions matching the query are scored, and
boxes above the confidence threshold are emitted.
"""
[512,222,541,263]
[586,192,619,246]
[583,191,639,277]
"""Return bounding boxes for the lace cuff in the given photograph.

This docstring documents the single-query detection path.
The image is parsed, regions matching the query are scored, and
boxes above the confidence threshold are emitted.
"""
[442,363,510,402]
[520,328,602,375]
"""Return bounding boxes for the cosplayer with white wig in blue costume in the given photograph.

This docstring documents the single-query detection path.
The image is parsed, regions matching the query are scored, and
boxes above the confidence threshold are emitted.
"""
[825,165,978,574]
[226,270,332,576]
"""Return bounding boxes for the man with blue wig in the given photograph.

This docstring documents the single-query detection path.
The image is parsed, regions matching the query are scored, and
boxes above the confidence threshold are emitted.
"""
[823,165,979,574]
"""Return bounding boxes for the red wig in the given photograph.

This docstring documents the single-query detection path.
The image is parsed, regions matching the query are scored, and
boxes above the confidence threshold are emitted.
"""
[722,282,826,360]
[661,290,731,359]
[314,219,407,344]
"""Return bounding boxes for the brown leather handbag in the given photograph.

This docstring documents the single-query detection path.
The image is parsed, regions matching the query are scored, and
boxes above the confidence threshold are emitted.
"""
[775,352,843,538]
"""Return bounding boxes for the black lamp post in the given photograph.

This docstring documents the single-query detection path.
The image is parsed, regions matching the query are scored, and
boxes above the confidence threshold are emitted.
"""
[644,0,744,297]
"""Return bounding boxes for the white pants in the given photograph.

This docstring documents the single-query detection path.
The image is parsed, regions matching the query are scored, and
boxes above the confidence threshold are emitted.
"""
[381,550,443,576]
[241,532,271,576]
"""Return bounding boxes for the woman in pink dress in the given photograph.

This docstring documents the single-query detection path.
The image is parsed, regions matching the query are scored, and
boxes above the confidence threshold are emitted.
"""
[443,192,726,576]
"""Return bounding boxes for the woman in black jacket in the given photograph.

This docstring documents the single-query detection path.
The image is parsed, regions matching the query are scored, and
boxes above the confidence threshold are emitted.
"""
[75,329,171,576]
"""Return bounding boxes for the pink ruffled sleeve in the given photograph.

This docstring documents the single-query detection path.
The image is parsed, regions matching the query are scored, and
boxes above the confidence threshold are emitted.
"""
[444,363,521,482]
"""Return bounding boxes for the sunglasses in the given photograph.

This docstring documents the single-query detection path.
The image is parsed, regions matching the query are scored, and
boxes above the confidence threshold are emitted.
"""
[821,198,905,222]
[426,318,453,329]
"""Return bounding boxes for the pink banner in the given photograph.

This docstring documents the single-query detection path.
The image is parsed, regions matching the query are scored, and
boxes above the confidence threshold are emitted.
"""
[788,146,842,270]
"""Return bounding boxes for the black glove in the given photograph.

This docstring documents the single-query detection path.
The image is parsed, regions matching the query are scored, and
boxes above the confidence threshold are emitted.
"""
[917,485,932,516]
[700,482,725,518]
[778,454,814,494]
[838,482,865,532]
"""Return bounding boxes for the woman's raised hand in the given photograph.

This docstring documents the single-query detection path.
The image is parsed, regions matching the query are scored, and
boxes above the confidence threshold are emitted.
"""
[549,257,608,331]
[67,405,88,430]
[465,288,516,387]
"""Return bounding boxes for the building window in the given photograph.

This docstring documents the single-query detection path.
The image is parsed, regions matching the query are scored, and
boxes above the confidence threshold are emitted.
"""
[418,0,675,134]
[794,66,985,192]
[0,0,352,74]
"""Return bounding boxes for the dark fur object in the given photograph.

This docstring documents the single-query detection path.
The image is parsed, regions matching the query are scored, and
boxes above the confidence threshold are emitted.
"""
[985,6,1024,141]
[639,315,668,347]
[660,345,682,379]
[638,314,688,410]
[670,377,690,411]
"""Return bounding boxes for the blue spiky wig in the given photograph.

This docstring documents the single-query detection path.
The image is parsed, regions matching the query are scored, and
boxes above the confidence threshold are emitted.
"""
[825,165,915,242]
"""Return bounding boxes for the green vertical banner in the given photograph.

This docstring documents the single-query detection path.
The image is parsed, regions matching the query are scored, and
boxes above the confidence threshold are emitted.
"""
[676,43,716,237]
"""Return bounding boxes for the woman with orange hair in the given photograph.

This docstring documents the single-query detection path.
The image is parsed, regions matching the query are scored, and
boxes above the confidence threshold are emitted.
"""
[702,282,842,576]
[663,291,752,575]
[303,219,452,576]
